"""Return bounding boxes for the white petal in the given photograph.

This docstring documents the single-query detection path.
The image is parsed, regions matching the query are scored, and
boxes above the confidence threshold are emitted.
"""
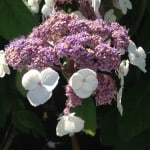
[78,68,97,77]
[45,0,54,7]
[120,5,127,14]
[137,47,146,59]
[0,65,5,77]
[27,86,52,107]
[28,0,34,6]
[75,88,93,98]
[128,40,137,53]
[82,82,93,92]
[92,0,101,16]
[69,72,83,90]
[129,52,147,73]
[40,68,59,91]
[30,3,39,13]
[56,117,66,137]
[119,60,129,77]
[117,87,123,116]
[0,50,6,63]
[117,101,123,116]
[22,69,40,90]
[3,64,10,75]
[67,115,84,133]
[119,48,125,55]
[125,0,132,9]
[104,9,116,23]
[128,52,136,63]
[134,59,147,73]
[113,0,121,9]
[41,4,53,17]
[85,75,98,91]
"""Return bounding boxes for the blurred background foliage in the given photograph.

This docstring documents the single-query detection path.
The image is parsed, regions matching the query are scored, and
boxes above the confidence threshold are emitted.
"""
[0,0,150,150]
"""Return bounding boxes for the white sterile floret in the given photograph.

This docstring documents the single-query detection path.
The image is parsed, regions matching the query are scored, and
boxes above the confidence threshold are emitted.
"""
[27,0,39,13]
[117,60,129,116]
[0,50,10,78]
[41,0,54,17]
[128,41,147,73]
[56,113,84,137]
[118,60,129,78]
[113,0,132,15]
[91,0,101,17]
[116,87,123,116]
[22,68,59,107]
[104,9,117,23]
[69,68,98,99]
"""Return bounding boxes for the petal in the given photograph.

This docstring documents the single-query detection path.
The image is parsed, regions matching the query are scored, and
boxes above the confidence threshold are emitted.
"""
[0,65,5,77]
[27,86,52,107]
[68,115,84,133]
[78,68,97,77]
[0,50,6,64]
[128,40,137,53]
[104,9,116,23]
[40,68,59,91]
[137,47,146,59]
[92,0,101,16]
[119,60,129,76]
[31,4,39,13]
[41,4,53,17]
[45,0,54,7]
[135,59,147,73]
[117,87,123,116]
[125,0,132,9]
[28,0,34,6]
[69,72,83,90]
[75,88,93,98]
[113,0,121,9]
[128,52,136,63]
[3,64,10,75]
[117,101,123,116]
[85,75,98,91]
[22,69,40,90]
[119,48,125,55]
[82,82,93,92]
[56,117,66,137]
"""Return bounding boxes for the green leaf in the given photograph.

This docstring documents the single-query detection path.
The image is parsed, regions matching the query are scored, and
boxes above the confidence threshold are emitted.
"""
[71,97,96,136]
[0,79,13,128]
[13,110,46,137]
[118,79,150,142]
[0,0,39,40]
[100,107,118,146]
[114,129,149,150]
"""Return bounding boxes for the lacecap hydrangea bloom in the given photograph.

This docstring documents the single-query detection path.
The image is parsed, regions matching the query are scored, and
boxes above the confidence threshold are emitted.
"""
[3,11,147,136]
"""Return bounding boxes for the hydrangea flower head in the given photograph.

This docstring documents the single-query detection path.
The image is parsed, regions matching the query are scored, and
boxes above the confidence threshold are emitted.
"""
[22,67,59,106]
[69,68,98,98]
[56,113,84,137]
